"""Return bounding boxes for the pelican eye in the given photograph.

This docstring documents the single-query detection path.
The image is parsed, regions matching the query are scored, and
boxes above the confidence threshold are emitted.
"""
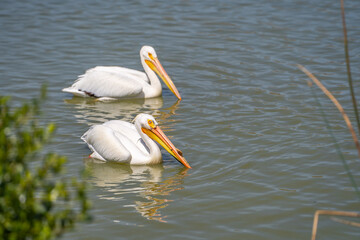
[147,119,155,128]
[148,53,155,60]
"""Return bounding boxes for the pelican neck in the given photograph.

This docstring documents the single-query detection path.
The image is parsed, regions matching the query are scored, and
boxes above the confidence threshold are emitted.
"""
[140,55,162,89]
[135,121,162,164]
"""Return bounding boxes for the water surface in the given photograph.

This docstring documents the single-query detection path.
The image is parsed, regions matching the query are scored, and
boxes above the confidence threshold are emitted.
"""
[1,0,360,239]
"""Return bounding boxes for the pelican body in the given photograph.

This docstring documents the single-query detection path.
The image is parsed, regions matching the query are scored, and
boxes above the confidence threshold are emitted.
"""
[82,114,191,168]
[62,46,181,100]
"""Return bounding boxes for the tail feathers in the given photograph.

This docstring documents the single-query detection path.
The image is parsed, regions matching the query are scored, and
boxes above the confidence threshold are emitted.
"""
[81,128,106,161]
[89,151,106,161]
[62,87,87,97]
[80,131,89,142]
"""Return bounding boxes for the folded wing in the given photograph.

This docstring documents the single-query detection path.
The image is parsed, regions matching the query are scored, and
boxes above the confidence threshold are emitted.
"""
[81,120,149,162]
[63,66,149,98]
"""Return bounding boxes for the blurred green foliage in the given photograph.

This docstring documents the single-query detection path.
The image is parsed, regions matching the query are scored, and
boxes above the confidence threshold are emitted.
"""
[0,86,91,240]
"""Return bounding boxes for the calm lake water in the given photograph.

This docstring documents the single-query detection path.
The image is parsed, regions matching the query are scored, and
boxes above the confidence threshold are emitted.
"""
[1,0,360,239]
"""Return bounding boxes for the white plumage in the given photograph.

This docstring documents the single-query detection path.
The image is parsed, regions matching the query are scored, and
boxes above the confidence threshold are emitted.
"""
[81,113,191,168]
[63,46,181,100]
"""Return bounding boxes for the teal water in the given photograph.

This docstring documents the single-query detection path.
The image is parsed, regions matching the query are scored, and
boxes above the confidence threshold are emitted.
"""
[1,0,360,239]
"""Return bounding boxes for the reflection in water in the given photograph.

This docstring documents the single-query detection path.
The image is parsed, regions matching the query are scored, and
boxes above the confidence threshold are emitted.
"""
[84,158,189,222]
[64,97,181,128]
[64,97,163,125]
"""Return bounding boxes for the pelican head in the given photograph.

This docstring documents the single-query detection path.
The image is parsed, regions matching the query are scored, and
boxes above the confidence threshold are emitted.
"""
[136,114,191,168]
[140,46,182,100]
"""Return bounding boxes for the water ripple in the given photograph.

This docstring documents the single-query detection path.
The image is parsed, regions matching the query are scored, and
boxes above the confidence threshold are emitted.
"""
[1,0,360,239]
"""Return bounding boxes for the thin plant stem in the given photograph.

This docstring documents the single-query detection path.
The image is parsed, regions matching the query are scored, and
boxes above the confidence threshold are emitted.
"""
[311,210,360,240]
[310,86,360,199]
[297,64,360,159]
[331,217,360,227]
[340,0,360,135]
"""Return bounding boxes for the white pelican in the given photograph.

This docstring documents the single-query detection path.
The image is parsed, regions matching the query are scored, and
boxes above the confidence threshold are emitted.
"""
[62,46,181,100]
[81,113,191,168]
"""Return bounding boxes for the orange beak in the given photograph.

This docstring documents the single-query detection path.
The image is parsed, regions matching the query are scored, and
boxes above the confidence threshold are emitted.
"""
[142,126,191,168]
[145,57,182,100]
